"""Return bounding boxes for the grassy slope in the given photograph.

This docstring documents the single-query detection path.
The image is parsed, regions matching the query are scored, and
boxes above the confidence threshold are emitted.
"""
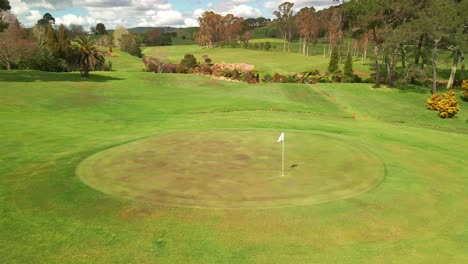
[1,51,468,263]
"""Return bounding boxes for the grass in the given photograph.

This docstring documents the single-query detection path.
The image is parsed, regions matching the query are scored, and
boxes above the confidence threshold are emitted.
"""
[1,50,468,263]
[77,130,384,209]
[143,44,372,75]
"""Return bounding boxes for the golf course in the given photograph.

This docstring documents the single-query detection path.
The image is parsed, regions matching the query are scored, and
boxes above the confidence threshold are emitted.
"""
[1,43,468,263]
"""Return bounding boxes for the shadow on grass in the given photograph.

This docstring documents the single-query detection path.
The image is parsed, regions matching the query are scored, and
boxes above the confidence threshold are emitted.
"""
[394,84,430,94]
[0,71,125,83]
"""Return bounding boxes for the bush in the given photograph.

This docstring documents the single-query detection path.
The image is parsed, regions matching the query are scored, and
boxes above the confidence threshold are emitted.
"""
[31,47,69,72]
[272,73,286,83]
[180,54,197,69]
[328,70,343,83]
[142,56,161,72]
[262,73,273,82]
[265,42,272,51]
[461,79,468,101]
[426,90,460,118]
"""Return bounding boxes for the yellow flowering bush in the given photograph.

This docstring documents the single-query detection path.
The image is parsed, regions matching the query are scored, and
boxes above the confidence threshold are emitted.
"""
[461,79,468,101]
[426,90,460,118]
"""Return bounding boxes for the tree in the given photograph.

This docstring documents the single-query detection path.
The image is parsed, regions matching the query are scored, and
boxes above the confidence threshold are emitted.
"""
[46,23,57,51]
[345,0,391,88]
[0,0,11,32]
[297,7,319,56]
[0,13,35,70]
[273,2,294,52]
[119,33,142,57]
[67,24,85,38]
[328,46,339,73]
[447,0,468,88]
[96,23,107,35]
[344,52,354,82]
[72,35,105,77]
[413,0,457,94]
[113,25,129,47]
[37,13,55,27]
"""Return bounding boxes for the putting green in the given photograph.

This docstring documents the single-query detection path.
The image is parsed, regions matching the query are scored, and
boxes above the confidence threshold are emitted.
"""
[77,131,385,208]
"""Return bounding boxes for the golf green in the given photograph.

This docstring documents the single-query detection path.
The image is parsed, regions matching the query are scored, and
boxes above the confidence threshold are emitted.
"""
[77,130,385,209]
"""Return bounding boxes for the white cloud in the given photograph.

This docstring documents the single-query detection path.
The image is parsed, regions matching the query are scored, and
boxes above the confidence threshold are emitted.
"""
[55,14,96,27]
[10,0,31,16]
[226,4,262,18]
[192,8,205,19]
[231,0,256,3]
[264,0,336,12]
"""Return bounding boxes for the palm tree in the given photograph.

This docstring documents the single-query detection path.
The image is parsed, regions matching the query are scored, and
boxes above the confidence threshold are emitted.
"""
[73,35,104,77]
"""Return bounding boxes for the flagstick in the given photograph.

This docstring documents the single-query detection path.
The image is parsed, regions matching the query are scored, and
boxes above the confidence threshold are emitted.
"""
[282,137,285,177]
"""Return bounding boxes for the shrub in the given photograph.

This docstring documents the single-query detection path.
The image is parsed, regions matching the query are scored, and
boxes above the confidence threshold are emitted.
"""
[202,54,212,65]
[461,79,468,101]
[426,90,460,118]
[265,42,272,51]
[328,70,343,83]
[176,64,189,74]
[180,54,197,69]
[262,73,273,83]
[142,56,160,72]
[272,73,286,83]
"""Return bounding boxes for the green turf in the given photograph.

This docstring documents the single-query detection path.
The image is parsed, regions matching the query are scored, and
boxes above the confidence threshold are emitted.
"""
[143,45,372,75]
[77,130,384,209]
[1,50,468,263]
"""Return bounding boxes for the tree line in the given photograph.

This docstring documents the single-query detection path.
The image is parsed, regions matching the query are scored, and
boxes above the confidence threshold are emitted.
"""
[0,3,176,74]
[194,1,467,92]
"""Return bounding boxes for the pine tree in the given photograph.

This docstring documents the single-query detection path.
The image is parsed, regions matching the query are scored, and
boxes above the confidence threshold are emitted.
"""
[344,52,354,82]
[328,46,339,73]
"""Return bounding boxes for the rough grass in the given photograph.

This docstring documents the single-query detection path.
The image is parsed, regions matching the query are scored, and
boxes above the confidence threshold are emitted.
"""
[1,52,468,263]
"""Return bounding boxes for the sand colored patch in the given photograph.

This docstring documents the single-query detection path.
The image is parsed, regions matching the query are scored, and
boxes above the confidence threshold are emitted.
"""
[77,131,385,209]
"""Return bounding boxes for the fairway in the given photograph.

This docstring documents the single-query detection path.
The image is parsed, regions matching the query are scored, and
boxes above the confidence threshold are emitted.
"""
[77,130,384,208]
[1,67,468,262]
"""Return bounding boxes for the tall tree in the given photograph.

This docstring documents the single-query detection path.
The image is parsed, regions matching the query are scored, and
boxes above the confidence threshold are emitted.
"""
[413,0,457,94]
[37,13,55,27]
[273,2,294,52]
[113,25,129,47]
[447,0,468,88]
[0,0,11,32]
[46,23,57,51]
[345,0,390,88]
[96,23,107,35]
[67,24,84,38]
[72,35,105,77]
[297,7,319,56]
[0,13,35,70]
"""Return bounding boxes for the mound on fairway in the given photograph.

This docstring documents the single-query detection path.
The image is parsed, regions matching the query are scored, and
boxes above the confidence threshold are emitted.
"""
[77,130,385,209]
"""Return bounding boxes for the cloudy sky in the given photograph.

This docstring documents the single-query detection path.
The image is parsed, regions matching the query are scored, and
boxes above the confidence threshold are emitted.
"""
[9,0,336,29]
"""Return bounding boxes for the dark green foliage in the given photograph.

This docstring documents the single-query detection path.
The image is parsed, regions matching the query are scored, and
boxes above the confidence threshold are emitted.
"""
[265,41,272,51]
[30,47,68,72]
[343,53,354,82]
[328,47,339,73]
[0,0,11,32]
[180,54,197,69]
[36,13,55,27]
[71,35,105,77]
[96,23,107,35]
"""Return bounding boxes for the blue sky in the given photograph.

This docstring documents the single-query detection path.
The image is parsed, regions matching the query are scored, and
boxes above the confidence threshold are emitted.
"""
[9,0,336,29]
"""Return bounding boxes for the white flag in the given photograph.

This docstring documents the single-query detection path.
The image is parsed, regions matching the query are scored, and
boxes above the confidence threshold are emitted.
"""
[277,132,284,142]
